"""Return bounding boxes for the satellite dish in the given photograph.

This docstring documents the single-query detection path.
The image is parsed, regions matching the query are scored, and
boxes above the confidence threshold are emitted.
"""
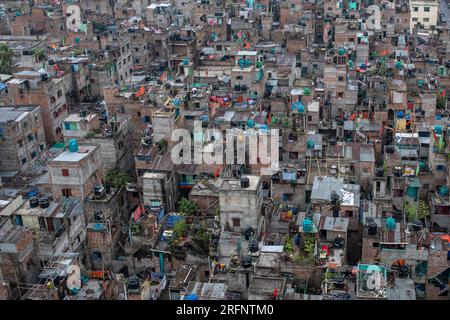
[66,5,82,32]
[66,265,81,291]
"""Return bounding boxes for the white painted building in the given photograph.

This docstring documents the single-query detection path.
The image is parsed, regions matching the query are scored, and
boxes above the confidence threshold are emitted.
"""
[409,0,439,32]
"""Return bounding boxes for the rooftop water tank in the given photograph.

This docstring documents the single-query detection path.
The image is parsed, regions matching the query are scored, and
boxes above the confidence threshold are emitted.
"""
[68,139,78,152]
[386,217,396,230]
[38,197,49,209]
[303,218,313,233]
[396,111,404,118]
[240,177,250,188]
[368,222,378,235]
[260,124,268,133]
[241,255,253,268]
[419,161,426,170]
[306,140,314,149]
[249,239,259,253]
[29,197,39,208]
[247,119,255,128]
[439,185,449,197]
[434,125,443,134]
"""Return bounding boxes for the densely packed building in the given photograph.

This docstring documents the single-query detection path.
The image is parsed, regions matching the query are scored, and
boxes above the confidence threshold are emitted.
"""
[0,0,448,301]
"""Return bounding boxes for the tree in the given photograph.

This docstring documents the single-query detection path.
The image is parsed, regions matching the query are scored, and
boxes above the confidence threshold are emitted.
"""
[0,44,13,74]
[32,48,46,62]
[417,200,430,220]
[156,139,168,151]
[437,95,446,109]
[178,197,198,216]
[172,220,187,239]
[404,201,418,222]
[105,169,132,188]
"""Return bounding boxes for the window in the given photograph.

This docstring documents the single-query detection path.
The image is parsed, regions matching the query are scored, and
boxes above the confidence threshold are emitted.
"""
[338,76,344,81]
[236,75,243,80]
[62,169,69,176]
[412,18,418,22]
[57,90,62,98]
[50,96,56,104]
[64,122,77,130]
[151,200,161,207]
[289,152,298,160]
[232,218,240,227]
[62,188,72,197]
[283,193,293,201]
[338,92,344,98]
[436,165,445,171]
[423,18,430,22]
[424,7,430,12]
[18,139,23,148]
[413,7,418,11]
[288,132,298,141]
[92,251,102,260]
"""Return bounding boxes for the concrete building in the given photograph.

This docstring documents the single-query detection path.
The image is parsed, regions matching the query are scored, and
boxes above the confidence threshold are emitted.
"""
[49,143,104,200]
[409,0,439,32]
[84,186,128,270]
[142,171,178,213]
[219,175,264,235]
[4,71,68,145]
[62,113,134,173]
[0,105,46,172]
[13,196,86,261]
[0,226,39,286]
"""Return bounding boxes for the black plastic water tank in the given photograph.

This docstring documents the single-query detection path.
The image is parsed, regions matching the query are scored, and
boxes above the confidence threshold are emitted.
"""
[334,275,345,289]
[241,255,253,268]
[38,197,49,209]
[94,210,104,221]
[240,177,250,188]
[375,168,384,177]
[368,222,378,235]
[334,237,345,249]
[29,197,39,208]
[244,227,254,240]
[249,239,259,253]
[127,276,140,290]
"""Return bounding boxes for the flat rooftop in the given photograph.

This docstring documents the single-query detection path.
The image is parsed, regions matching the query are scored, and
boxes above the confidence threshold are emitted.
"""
[63,113,98,123]
[51,145,97,162]
[221,175,260,191]
[0,105,39,123]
